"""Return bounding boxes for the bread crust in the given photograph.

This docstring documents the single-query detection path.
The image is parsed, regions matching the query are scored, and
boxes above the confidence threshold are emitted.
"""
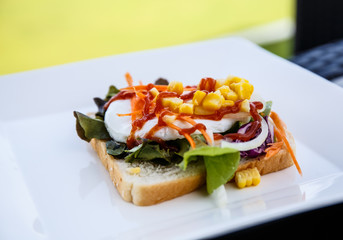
[237,129,295,174]
[90,130,295,206]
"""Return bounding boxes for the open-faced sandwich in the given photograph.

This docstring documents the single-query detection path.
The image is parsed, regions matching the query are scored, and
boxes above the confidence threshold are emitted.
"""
[74,73,301,206]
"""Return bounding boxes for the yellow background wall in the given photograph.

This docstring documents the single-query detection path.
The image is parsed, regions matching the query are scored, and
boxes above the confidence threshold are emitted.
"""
[0,0,294,75]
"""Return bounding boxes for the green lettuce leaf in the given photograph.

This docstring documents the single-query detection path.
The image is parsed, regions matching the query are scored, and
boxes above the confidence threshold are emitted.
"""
[124,140,173,163]
[261,101,272,117]
[104,85,120,101]
[74,111,111,142]
[118,135,207,164]
[179,146,240,194]
[106,140,127,157]
[123,138,189,164]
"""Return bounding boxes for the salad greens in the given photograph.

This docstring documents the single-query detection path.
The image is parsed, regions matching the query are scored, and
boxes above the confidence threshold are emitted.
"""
[106,136,207,164]
[125,140,176,163]
[179,146,240,194]
[261,101,272,117]
[74,111,111,142]
[93,85,121,120]
[106,140,127,157]
[104,85,120,101]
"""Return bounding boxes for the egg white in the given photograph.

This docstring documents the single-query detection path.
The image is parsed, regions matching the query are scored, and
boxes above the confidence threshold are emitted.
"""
[104,99,251,143]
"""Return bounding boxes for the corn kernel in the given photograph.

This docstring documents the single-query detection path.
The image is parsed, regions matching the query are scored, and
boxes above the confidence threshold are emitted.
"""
[240,99,250,112]
[224,75,245,86]
[162,97,183,111]
[214,89,222,96]
[224,75,241,86]
[194,105,215,115]
[192,90,207,106]
[251,168,261,186]
[235,167,261,189]
[149,87,159,98]
[230,81,254,100]
[179,103,194,114]
[217,85,230,97]
[168,81,184,95]
[202,92,223,111]
[126,167,140,175]
[244,171,253,186]
[214,78,226,90]
[235,173,246,189]
[215,90,226,104]
[222,100,235,107]
[162,114,176,123]
[225,90,238,101]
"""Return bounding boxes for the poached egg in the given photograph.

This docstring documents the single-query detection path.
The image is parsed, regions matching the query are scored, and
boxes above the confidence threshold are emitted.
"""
[104,99,252,143]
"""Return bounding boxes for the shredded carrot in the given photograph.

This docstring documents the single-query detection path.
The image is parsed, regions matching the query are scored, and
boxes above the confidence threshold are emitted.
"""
[121,85,168,91]
[270,111,287,135]
[265,141,284,159]
[154,85,168,91]
[130,96,138,121]
[270,111,302,176]
[184,134,196,149]
[117,110,142,117]
[178,115,213,146]
[129,85,147,121]
[120,86,142,91]
[133,87,146,99]
[125,72,133,87]
[117,113,132,117]
[130,96,144,121]
[165,121,196,149]
[272,125,284,142]
[121,85,196,92]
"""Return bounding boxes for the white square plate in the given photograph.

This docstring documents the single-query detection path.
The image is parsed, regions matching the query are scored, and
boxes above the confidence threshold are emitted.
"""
[1,37,343,240]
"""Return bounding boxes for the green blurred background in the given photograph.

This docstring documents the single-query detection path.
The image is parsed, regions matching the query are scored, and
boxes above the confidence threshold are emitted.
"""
[0,0,295,75]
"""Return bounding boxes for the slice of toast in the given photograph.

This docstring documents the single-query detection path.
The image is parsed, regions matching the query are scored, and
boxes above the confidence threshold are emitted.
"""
[90,130,295,206]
